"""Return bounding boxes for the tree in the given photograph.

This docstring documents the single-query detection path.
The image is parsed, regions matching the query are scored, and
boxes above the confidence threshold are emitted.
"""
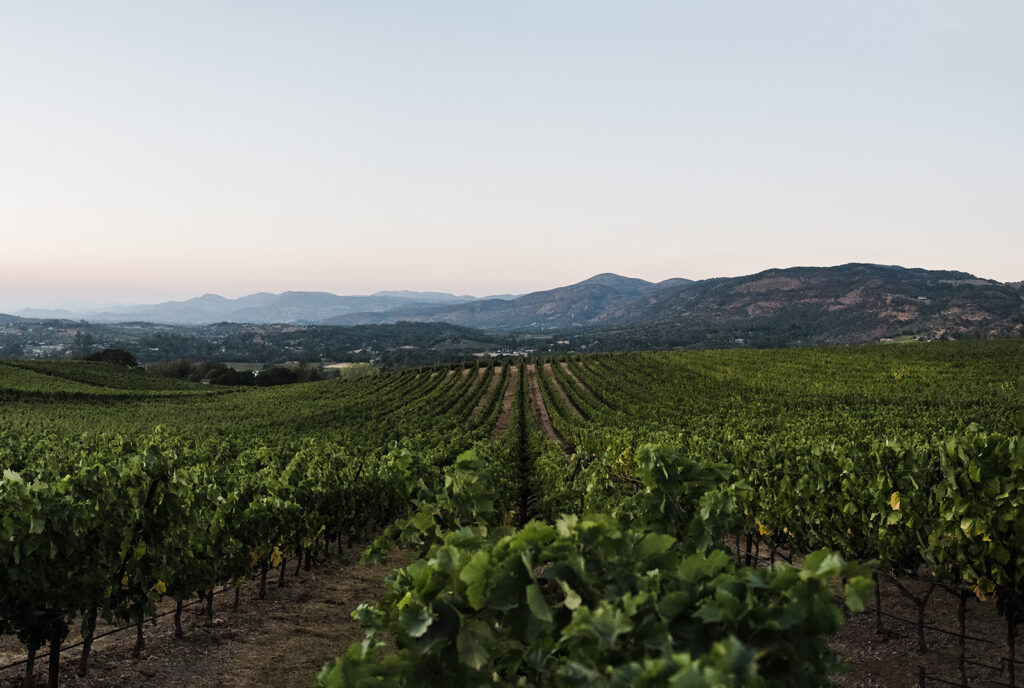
[84,348,138,367]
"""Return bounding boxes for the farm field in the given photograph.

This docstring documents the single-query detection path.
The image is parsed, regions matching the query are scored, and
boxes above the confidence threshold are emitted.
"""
[1,340,1023,687]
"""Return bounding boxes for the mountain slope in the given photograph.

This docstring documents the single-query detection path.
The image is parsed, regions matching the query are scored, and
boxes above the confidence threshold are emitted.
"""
[322,264,1023,344]
[9,265,1022,346]
[631,264,1023,342]
[323,273,691,328]
[66,291,486,325]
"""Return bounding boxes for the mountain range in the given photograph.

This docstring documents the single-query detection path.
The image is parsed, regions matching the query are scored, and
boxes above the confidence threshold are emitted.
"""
[16,290,517,325]
[320,264,1024,344]
[9,264,1024,345]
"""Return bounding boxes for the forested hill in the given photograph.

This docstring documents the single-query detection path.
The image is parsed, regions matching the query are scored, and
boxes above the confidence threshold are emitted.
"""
[325,264,1024,344]
[579,264,1024,349]
[3,264,1022,360]
[13,290,518,325]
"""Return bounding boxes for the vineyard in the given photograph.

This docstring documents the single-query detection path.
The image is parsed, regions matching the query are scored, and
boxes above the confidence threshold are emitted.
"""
[1,340,1023,687]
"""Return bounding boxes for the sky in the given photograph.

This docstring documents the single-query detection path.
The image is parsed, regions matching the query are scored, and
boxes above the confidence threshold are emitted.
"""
[1,1,1022,311]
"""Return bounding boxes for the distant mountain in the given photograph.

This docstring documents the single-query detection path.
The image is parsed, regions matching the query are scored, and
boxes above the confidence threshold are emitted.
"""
[52,290,487,325]
[592,263,1022,347]
[371,290,477,303]
[321,264,1024,344]
[322,273,691,328]
[15,308,81,320]
[6,265,1022,347]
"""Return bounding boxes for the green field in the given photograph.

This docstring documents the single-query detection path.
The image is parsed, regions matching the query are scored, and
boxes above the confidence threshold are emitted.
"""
[1,340,1022,686]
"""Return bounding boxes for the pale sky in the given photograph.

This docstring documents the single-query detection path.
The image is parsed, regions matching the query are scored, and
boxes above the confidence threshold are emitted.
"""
[1,2,1022,311]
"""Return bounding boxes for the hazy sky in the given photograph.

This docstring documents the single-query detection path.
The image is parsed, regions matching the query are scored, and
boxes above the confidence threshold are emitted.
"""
[2,2,1022,310]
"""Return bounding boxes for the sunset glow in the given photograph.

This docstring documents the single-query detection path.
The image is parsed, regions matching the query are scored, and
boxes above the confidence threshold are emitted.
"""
[2,2,1022,311]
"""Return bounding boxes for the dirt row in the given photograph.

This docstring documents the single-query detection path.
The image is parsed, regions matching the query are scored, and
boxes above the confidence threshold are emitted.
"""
[724,539,1017,688]
[558,361,603,407]
[542,363,583,417]
[0,548,409,688]
[469,366,500,420]
[525,364,569,451]
[489,366,519,441]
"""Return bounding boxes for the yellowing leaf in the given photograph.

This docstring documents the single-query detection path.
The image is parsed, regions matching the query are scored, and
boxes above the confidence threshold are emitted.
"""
[889,492,901,511]
[757,522,771,536]
[153,580,166,594]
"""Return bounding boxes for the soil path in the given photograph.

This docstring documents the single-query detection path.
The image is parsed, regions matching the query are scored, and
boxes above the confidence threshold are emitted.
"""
[470,367,501,420]
[725,539,1014,688]
[0,548,410,688]
[559,362,602,406]
[526,365,568,451]
[543,363,581,417]
[489,366,518,440]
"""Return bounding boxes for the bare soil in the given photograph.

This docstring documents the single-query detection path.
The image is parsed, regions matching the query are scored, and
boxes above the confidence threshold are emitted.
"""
[726,539,1016,688]
[489,366,518,440]
[0,547,411,688]
[470,367,501,421]
[542,363,581,417]
[830,579,1014,688]
[559,362,601,408]
[3,536,1012,688]
[525,365,568,451]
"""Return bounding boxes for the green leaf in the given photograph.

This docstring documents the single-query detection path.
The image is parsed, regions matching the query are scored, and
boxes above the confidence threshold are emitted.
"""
[351,603,385,631]
[29,514,45,534]
[657,590,692,621]
[801,550,827,573]
[459,550,490,610]
[560,580,582,611]
[455,448,479,466]
[584,605,635,649]
[636,532,676,559]
[844,576,874,613]
[457,619,493,671]
[526,583,553,623]
[398,600,433,638]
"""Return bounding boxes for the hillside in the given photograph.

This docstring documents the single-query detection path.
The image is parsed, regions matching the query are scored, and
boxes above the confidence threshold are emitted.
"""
[325,264,1024,344]
[323,273,688,329]
[598,263,1024,347]
[5,265,1022,355]
[17,290,495,325]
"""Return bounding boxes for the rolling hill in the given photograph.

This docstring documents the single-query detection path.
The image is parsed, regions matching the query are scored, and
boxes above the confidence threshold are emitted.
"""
[17,290,505,325]
[322,264,1024,344]
[5,264,1022,349]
